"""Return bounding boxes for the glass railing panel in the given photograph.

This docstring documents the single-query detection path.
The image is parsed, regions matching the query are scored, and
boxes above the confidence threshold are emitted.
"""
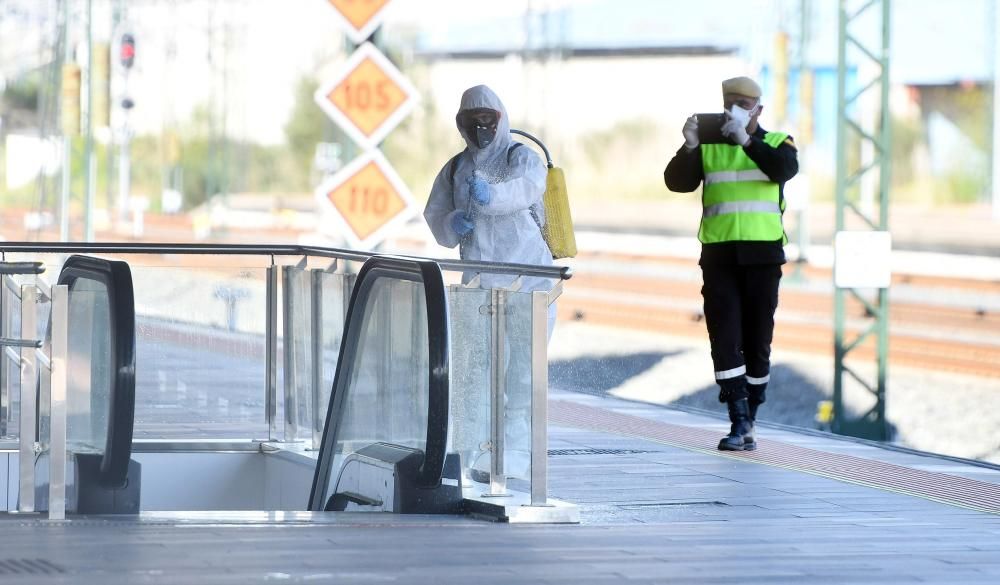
[66,278,112,454]
[314,272,352,446]
[502,289,535,483]
[447,286,493,482]
[283,267,355,446]
[384,279,430,445]
[129,264,269,440]
[1,276,24,439]
[334,278,429,462]
[283,267,312,442]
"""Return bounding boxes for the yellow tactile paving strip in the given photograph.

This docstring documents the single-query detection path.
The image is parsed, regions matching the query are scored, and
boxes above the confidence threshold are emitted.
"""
[550,399,1000,515]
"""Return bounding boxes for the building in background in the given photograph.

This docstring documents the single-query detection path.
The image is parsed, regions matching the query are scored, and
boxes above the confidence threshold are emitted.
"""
[0,0,996,231]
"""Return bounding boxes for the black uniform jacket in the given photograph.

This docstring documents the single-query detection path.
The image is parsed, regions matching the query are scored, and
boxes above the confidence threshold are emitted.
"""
[663,126,799,266]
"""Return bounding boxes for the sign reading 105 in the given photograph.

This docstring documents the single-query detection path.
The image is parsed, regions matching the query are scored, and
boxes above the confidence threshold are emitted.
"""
[340,80,391,112]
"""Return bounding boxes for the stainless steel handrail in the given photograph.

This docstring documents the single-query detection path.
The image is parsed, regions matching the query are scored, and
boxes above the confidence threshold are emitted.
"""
[0,242,573,281]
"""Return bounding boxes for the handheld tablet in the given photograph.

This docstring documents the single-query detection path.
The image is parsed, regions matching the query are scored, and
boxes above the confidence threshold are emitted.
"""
[696,113,730,145]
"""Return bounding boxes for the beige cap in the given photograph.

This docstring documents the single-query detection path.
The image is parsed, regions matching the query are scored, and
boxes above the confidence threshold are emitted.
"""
[722,76,762,98]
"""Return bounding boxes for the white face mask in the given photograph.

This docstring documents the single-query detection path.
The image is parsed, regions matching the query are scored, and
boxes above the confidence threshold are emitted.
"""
[728,104,758,128]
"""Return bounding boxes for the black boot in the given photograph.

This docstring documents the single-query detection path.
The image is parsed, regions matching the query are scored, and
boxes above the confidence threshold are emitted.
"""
[746,385,766,451]
[744,400,759,450]
[718,398,755,451]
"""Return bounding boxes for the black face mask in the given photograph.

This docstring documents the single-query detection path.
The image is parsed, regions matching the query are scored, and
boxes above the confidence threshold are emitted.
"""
[458,109,499,150]
[474,125,496,149]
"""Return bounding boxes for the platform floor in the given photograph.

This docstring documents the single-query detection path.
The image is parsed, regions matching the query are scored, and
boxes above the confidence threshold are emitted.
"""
[2,389,999,584]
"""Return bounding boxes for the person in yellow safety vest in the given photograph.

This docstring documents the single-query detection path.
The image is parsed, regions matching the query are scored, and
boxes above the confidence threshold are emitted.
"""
[663,76,799,451]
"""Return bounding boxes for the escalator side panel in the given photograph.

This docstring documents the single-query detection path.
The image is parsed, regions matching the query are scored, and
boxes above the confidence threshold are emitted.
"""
[308,256,450,512]
[56,255,136,490]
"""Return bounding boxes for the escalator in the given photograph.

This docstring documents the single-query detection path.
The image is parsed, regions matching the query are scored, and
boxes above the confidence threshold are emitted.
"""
[308,256,462,513]
[38,255,140,513]
[0,245,569,521]
[28,253,459,515]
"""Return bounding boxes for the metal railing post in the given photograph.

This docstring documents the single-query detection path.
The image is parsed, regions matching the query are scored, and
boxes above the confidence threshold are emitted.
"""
[281,267,298,443]
[488,288,508,496]
[265,266,278,441]
[530,290,549,506]
[310,269,324,450]
[48,284,69,521]
[18,285,38,512]
[0,278,11,438]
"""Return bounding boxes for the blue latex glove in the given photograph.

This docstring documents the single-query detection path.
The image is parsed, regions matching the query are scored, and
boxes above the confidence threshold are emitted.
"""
[466,175,492,205]
[451,211,474,236]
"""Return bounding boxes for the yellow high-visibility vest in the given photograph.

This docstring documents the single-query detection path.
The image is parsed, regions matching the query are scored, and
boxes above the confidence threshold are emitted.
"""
[699,132,788,245]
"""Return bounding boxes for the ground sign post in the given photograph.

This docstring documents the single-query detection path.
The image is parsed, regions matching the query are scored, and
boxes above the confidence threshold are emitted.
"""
[315,2,417,250]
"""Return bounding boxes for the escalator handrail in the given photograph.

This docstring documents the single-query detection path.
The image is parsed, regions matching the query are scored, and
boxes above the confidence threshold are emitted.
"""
[56,255,136,489]
[0,242,572,281]
[308,255,450,511]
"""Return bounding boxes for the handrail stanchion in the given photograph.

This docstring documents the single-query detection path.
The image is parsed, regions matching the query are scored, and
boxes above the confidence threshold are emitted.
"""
[48,284,69,521]
[488,288,508,496]
[530,290,549,506]
[281,266,298,443]
[0,278,12,437]
[265,266,278,441]
[310,269,324,450]
[18,285,38,512]
[0,277,7,438]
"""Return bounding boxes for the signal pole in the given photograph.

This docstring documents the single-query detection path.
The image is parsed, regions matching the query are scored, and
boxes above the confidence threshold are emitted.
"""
[118,31,135,227]
[83,0,94,242]
[993,0,1000,220]
[59,0,72,241]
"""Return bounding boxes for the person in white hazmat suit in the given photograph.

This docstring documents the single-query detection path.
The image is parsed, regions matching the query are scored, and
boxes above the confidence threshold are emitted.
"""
[424,85,556,482]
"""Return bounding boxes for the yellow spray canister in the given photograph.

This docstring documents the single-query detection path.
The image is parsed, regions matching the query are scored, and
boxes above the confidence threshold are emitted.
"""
[511,129,577,259]
[541,165,577,259]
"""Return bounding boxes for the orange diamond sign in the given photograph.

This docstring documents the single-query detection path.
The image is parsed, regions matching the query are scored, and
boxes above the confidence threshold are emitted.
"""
[327,0,393,44]
[315,150,415,249]
[315,43,418,149]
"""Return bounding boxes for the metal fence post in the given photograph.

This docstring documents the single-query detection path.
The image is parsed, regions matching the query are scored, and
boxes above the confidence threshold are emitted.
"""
[48,284,68,521]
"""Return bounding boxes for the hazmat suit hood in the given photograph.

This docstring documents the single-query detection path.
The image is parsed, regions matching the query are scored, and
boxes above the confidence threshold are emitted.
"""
[456,85,512,167]
[425,83,554,330]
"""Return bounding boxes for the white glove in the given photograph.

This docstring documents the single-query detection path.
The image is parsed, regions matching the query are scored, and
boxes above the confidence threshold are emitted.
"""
[721,117,751,146]
[682,115,699,150]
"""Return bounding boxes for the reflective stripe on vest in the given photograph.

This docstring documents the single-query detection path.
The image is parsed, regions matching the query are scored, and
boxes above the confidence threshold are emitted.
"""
[704,200,782,218]
[699,132,788,244]
[704,169,770,185]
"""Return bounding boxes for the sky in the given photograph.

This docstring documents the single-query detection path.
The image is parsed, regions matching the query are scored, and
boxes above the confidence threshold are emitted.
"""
[1,0,994,145]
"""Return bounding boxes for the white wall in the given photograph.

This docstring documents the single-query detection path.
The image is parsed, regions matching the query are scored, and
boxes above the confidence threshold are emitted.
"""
[0,450,317,512]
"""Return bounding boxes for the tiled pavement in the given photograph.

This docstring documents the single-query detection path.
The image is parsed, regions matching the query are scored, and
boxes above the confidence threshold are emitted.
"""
[3,389,999,584]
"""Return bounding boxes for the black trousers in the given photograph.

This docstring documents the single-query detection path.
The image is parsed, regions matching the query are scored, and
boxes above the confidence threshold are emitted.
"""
[701,263,782,402]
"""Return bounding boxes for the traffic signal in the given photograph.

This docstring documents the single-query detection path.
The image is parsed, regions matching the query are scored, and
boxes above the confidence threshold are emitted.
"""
[120,33,135,69]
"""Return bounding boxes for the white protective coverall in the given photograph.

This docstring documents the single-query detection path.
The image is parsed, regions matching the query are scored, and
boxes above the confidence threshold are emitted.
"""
[423,85,557,327]
[424,85,556,479]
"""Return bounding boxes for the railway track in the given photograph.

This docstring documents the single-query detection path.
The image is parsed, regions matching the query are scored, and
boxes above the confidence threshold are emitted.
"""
[561,253,1000,379]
